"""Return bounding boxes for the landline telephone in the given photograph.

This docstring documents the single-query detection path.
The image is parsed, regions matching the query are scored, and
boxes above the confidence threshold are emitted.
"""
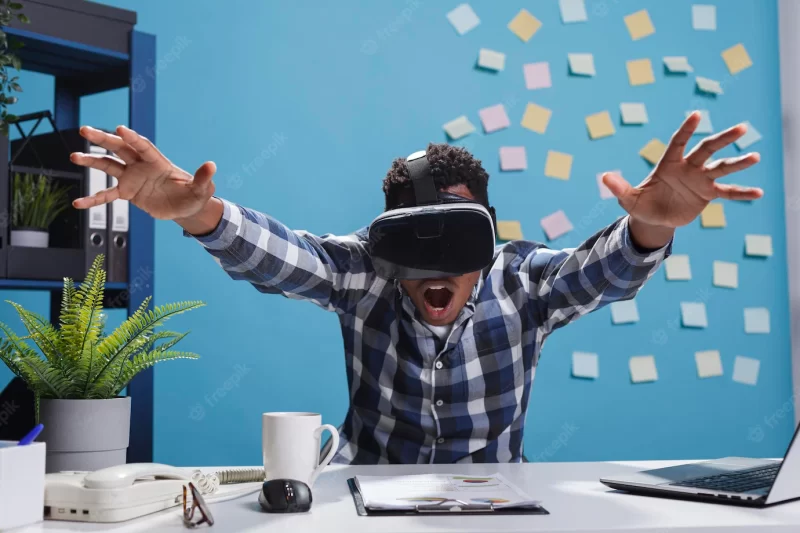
[44,463,265,523]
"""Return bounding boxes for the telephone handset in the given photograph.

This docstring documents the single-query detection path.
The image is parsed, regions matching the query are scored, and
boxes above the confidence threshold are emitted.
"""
[84,463,194,489]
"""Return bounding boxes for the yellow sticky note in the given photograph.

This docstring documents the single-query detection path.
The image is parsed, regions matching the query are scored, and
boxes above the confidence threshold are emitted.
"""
[627,59,655,86]
[624,9,655,40]
[722,43,753,75]
[521,103,552,134]
[508,9,542,42]
[701,203,726,228]
[497,220,524,241]
[545,150,573,180]
[586,111,615,139]
[639,139,666,164]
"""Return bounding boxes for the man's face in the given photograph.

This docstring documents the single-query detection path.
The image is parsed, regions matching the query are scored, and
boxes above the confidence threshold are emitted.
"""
[399,184,482,326]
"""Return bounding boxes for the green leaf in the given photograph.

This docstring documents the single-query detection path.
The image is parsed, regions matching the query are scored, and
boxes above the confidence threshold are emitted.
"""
[10,82,21,92]
[10,54,21,71]
[17,13,29,23]
[9,3,23,9]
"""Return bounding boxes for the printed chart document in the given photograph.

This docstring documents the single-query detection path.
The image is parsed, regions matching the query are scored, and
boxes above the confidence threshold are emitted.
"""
[354,473,540,510]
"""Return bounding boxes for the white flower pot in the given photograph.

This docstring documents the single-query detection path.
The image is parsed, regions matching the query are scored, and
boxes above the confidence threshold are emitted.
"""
[10,229,48,248]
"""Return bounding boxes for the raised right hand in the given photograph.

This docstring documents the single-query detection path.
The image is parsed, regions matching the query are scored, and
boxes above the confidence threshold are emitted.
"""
[71,125,217,221]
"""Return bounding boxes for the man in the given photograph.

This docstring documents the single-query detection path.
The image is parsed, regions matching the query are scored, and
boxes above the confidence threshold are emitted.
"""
[71,113,761,464]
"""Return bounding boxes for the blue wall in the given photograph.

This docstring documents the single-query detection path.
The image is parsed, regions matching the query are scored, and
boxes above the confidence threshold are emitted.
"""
[1,0,793,465]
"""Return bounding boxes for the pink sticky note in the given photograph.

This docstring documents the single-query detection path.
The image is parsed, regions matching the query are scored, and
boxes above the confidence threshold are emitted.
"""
[541,210,573,240]
[500,146,527,171]
[479,104,511,133]
[596,170,620,200]
[524,62,552,90]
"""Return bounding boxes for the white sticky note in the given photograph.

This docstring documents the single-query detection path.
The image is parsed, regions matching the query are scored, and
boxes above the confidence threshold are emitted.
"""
[596,171,619,200]
[630,355,658,383]
[744,307,770,334]
[447,4,480,35]
[572,351,598,379]
[713,261,738,289]
[687,110,713,134]
[611,300,639,324]
[736,122,762,150]
[620,103,648,124]
[696,350,723,378]
[664,56,693,73]
[478,48,506,71]
[693,4,716,31]
[560,0,588,23]
[681,302,708,328]
[665,254,692,281]
[568,53,595,76]
[443,115,476,140]
[696,76,723,95]
[745,234,773,257]
[733,356,760,386]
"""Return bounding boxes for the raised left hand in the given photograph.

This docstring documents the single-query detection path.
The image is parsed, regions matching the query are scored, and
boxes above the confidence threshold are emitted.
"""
[602,111,763,229]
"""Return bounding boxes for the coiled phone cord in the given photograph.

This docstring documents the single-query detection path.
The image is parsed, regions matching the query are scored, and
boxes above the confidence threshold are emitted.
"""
[191,468,266,495]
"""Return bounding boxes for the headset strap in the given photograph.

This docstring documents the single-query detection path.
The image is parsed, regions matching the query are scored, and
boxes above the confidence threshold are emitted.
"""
[406,151,438,206]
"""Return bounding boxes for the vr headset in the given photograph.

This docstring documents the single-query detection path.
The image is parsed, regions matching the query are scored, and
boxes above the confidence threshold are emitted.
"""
[367,150,497,280]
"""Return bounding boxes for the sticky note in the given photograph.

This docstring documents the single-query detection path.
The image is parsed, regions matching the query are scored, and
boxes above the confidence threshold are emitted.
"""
[611,300,639,324]
[560,0,588,23]
[597,171,619,200]
[664,56,693,73]
[640,139,667,164]
[524,61,552,90]
[568,53,595,76]
[696,350,723,378]
[627,59,655,86]
[508,9,542,42]
[497,220,523,241]
[744,307,770,334]
[585,111,615,140]
[499,146,527,171]
[681,302,708,328]
[688,110,713,134]
[620,103,648,124]
[701,203,726,228]
[693,5,716,31]
[478,104,510,133]
[443,116,476,140]
[713,261,738,289]
[630,355,658,383]
[732,356,760,386]
[624,9,655,40]
[521,102,552,134]
[572,351,598,379]
[696,76,723,95]
[665,254,692,281]
[736,121,762,149]
[541,210,573,240]
[478,49,506,71]
[722,43,753,75]
[745,234,773,257]
[544,150,573,180]
[447,4,480,35]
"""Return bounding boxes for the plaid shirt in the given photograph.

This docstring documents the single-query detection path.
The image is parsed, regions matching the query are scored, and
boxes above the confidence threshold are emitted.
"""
[192,199,670,464]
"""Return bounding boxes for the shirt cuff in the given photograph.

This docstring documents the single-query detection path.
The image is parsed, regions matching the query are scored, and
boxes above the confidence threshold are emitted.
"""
[182,197,241,251]
[617,215,672,266]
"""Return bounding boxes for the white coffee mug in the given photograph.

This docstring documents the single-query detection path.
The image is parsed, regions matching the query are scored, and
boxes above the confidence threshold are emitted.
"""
[262,412,339,487]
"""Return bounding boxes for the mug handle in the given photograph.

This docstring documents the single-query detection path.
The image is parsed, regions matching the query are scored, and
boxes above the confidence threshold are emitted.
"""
[310,424,339,487]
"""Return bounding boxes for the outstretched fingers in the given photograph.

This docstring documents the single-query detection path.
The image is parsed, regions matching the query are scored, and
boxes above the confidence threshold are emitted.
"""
[72,186,121,209]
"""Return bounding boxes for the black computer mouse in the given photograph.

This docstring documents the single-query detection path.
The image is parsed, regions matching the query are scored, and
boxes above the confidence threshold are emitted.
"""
[258,479,312,513]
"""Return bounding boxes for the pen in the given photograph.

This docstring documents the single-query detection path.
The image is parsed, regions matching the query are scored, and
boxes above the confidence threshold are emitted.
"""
[18,424,44,446]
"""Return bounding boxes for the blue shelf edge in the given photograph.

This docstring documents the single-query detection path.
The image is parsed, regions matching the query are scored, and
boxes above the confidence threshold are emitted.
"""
[0,279,128,291]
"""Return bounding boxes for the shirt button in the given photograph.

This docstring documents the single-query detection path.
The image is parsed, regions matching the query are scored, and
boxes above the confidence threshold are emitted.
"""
[437,437,445,444]
[435,399,444,407]
[435,361,443,370]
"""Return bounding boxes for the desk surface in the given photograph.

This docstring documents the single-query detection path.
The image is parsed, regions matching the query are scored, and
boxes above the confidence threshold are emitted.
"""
[13,460,800,533]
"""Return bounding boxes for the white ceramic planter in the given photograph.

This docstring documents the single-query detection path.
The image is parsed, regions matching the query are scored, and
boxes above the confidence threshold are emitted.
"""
[10,229,48,248]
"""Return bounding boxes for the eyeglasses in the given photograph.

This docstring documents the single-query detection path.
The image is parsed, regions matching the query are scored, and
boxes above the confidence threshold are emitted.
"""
[182,482,215,528]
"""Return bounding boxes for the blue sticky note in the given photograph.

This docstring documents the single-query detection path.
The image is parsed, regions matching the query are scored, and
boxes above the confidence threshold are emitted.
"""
[693,5,716,31]
[687,110,713,134]
[572,352,599,379]
[733,356,760,385]
[611,300,639,324]
[681,302,708,328]
[736,122,762,150]
[560,0,588,23]
[744,307,770,334]
[446,4,480,35]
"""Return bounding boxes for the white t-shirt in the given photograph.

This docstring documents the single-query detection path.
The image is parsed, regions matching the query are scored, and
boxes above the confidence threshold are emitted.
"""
[425,323,454,344]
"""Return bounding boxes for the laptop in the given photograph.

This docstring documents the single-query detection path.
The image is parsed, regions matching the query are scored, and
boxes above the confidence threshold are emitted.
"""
[600,422,800,507]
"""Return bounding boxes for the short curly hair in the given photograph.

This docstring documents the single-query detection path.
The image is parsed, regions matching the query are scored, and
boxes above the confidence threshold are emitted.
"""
[382,143,490,210]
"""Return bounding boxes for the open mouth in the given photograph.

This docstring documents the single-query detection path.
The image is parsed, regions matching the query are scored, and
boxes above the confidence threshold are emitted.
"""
[423,284,454,319]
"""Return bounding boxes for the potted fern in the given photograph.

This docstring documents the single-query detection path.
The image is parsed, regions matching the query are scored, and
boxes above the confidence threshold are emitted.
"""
[0,255,204,472]
[11,172,71,248]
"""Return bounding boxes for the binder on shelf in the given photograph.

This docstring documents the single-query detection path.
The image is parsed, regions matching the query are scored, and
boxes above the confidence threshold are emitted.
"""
[107,175,129,283]
[85,145,109,274]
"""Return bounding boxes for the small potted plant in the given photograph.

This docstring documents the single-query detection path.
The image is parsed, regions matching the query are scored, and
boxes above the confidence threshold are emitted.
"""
[0,255,204,472]
[10,172,71,248]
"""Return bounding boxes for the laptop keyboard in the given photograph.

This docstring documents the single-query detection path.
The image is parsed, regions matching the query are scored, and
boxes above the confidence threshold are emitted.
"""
[671,463,780,493]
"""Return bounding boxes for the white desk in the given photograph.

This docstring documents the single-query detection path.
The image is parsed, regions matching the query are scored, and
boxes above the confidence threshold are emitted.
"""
[12,460,800,533]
